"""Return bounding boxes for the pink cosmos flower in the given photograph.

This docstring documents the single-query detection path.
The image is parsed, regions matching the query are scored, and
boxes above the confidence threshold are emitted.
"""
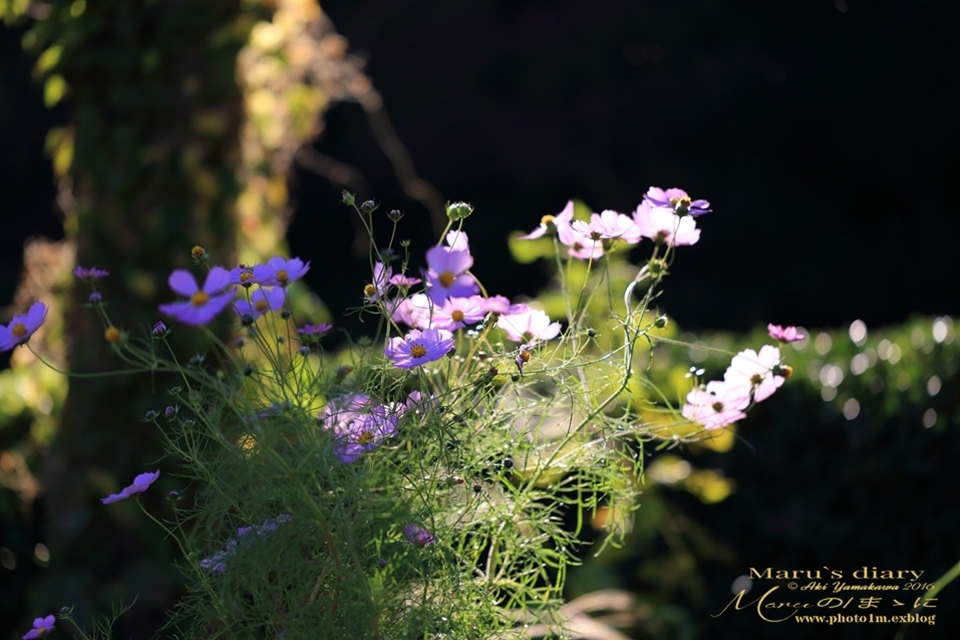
[632,200,701,246]
[391,293,434,330]
[682,380,750,430]
[557,219,604,260]
[385,327,455,369]
[425,246,478,304]
[22,615,55,640]
[264,256,310,287]
[159,267,235,326]
[723,345,785,402]
[73,266,110,280]
[767,324,805,343]
[518,200,575,240]
[101,470,160,504]
[483,295,529,316]
[229,264,276,288]
[389,273,422,288]
[497,308,561,344]
[445,229,470,252]
[233,286,286,319]
[571,210,642,244]
[644,186,711,216]
[432,295,487,331]
[0,301,47,352]
[319,393,399,462]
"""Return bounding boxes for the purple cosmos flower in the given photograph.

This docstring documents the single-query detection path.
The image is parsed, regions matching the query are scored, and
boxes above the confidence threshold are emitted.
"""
[483,295,529,316]
[518,200,575,240]
[404,524,436,547]
[515,345,532,377]
[319,393,399,462]
[200,514,292,573]
[768,324,805,343]
[425,246,478,304]
[101,470,160,504]
[632,200,701,246]
[391,293,434,330]
[571,210,642,244]
[496,308,561,344]
[297,323,332,344]
[0,301,48,352]
[723,345,785,402]
[400,390,438,417]
[22,615,55,640]
[681,380,750,430]
[159,267,235,326]
[445,229,470,252]
[432,295,486,331]
[73,266,110,280]
[264,256,310,287]
[644,186,711,217]
[233,286,286,319]
[557,218,604,260]
[385,328,455,369]
[229,264,276,288]
[365,262,393,301]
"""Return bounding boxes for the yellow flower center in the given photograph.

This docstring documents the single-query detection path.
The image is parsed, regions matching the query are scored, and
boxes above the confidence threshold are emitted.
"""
[711,401,724,413]
[254,300,268,312]
[410,344,427,358]
[104,326,121,343]
[541,214,555,226]
[276,269,289,284]
[750,373,763,385]
[451,310,464,322]
[364,283,377,297]
[357,430,374,445]
[191,291,209,306]
[191,245,205,259]
[10,322,26,338]
[239,270,253,283]
[518,350,531,363]
[438,270,455,288]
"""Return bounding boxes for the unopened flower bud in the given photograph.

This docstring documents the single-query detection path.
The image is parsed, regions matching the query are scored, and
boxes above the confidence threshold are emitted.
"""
[240,313,254,327]
[89,291,102,304]
[341,190,356,206]
[446,201,474,221]
[152,321,168,337]
[164,406,176,418]
[167,490,180,501]
[104,326,121,344]
[280,310,291,320]
[648,258,667,276]
[143,410,157,421]
[191,245,207,262]
[235,338,245,348]
[299,345,309,355]
[360,199,377,214]
[243,365,254,376]
[60,606,70,615]
[387,209,404,221]
[654,315,668,329]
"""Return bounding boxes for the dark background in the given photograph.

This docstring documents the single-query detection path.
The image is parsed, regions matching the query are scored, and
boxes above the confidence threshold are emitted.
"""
[4,0,959,336]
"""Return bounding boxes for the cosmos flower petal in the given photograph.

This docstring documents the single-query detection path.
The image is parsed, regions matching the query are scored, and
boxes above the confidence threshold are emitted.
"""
[168,270,199,297]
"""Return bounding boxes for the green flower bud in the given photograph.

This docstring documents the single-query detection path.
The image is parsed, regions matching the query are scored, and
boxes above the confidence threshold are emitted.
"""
[446,201,474,221]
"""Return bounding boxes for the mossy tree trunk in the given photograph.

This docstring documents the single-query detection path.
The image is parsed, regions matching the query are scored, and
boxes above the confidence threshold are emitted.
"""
[24,1,263,634]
